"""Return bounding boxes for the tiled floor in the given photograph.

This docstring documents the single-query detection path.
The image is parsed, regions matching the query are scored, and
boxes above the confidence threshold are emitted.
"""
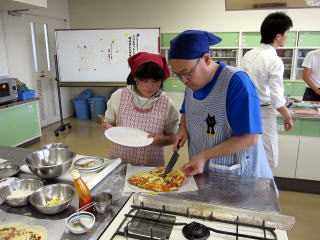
[26,117,320,240]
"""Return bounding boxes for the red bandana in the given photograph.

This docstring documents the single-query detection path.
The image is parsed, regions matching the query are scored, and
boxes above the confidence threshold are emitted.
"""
[128,52,170,79]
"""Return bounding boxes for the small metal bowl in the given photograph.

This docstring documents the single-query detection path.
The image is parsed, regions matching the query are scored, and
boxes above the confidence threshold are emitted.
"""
[24,148,75,179]
[0,186,10,205]
[0,177,19,205]
[66,211,95,234]
[92,192,112,214]
[5,179,43,207]
[41,143,69,150]
[29,184,74,215]
[0,163,20,179]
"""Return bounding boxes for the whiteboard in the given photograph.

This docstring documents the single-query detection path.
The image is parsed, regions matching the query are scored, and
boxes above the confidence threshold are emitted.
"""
[55,28,160,83]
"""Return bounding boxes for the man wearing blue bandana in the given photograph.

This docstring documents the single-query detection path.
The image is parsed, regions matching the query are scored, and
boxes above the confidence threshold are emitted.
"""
[169,30,273,179]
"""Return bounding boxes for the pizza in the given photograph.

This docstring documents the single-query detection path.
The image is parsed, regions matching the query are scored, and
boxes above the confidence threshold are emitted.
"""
[128,167,186,192]
[0,222,47,240]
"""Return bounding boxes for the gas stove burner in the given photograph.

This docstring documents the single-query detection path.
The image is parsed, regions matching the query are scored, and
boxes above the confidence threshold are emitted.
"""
[182,221,210,240]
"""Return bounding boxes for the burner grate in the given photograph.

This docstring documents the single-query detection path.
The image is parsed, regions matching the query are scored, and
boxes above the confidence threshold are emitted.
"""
[110,202,278,240]
[128,210,176,239]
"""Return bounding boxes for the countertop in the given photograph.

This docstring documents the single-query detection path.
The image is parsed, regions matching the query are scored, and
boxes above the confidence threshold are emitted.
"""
[0,146,132,240]
[0,146,280,240]
[0,98,39,110]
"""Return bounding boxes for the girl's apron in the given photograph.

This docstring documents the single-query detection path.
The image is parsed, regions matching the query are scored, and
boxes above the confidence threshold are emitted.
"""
[109,88,168,167]
[185,66,273,179]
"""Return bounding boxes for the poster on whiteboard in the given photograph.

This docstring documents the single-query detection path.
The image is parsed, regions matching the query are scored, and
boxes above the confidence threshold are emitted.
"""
[55,28,160,83]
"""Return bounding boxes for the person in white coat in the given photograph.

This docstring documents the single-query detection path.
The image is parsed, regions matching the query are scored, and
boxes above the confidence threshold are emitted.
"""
[302,49,320,101]
[241,12,294,169]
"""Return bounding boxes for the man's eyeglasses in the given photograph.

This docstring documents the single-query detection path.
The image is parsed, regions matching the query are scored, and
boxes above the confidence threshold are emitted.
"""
[172,58,201,80]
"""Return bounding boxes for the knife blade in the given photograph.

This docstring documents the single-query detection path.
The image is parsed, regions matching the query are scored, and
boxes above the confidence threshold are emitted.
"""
[163,146,180,177]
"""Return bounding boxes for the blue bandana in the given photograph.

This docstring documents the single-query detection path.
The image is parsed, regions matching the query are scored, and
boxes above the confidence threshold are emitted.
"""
[168,30,221,60]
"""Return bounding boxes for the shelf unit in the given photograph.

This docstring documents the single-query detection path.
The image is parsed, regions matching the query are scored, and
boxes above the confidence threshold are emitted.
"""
[240,31,297,81]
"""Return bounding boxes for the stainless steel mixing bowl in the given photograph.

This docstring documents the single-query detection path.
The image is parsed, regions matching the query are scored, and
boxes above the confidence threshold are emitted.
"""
[41,143,69,150]
[5,179,43,207]
[0,163,20,179]
[29,183,74,215]
[24,148,75,179]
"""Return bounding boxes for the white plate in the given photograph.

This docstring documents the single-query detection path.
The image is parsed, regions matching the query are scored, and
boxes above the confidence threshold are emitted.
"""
[104,127,153,147]
[74,157,105,172]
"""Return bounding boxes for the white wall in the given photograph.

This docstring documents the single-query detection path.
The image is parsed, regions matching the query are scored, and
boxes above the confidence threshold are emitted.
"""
[68,0,320,32]
[29,0,69,21]
[0,16,9,76]
[1,0,69,79]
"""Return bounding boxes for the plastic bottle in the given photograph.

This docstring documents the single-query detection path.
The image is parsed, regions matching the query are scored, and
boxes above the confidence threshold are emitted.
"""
[70,169,93,212]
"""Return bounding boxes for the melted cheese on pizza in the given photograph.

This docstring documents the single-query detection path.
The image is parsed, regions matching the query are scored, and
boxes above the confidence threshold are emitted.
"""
[128,167,186,192]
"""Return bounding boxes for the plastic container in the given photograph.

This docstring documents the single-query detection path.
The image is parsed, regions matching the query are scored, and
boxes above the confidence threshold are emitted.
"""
[18,90,36,101]
[73,99,90,120]
[79,89,93,101]
[88,96,106,122]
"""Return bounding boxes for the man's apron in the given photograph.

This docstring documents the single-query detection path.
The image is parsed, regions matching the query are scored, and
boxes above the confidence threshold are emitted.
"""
[185,65,273,179]
[261,105,279,168]
[109,88,168,166]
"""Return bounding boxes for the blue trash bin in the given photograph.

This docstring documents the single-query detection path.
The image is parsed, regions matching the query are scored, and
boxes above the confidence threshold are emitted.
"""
[88,96,106,121]
[79,89,93,101]
[73,98,90,120]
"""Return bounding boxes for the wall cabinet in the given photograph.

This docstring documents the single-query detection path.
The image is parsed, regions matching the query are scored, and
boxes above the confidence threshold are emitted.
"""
[0,100,41,146]
[297,31,320,47]
[240,31,297,81]
[275,118,320,181]
[273,135,299,178]
[296,137,320,181]
[274,135,320,181]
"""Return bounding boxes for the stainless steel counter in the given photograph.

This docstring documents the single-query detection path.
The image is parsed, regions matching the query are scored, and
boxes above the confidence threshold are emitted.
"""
[0,146,132,240]
[288,112,320,120]
[164,171,280,213]
[277,111,320,120]
[0,146,280,239]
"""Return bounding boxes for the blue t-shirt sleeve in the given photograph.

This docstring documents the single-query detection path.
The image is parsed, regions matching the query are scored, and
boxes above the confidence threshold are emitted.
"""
[180,92,186,114]
[226,72,262,136]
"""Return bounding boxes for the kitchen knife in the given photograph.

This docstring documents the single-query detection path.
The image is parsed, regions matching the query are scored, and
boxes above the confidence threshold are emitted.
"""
[163,146,180,177]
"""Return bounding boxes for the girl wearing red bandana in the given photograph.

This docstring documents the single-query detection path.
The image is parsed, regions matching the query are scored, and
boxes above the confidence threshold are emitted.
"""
[104,52,179,166]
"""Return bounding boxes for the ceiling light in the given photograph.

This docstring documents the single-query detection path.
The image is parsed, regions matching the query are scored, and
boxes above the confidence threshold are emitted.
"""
[304,0,320,7]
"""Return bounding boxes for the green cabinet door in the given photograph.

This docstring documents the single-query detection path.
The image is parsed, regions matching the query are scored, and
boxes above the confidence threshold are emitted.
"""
[285,31,297,48]
[242,31,297,48]
[301,120,320,137]
[161,33,179,47]
[277,118,302,135]
[284,81,294,95]
[292,82,306,96]
[162,32,240,48]
[163,78,186,92]
[0,101,41,146]
[241,32,260,47]
[298,31,320,47]
[212,32,239,47]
